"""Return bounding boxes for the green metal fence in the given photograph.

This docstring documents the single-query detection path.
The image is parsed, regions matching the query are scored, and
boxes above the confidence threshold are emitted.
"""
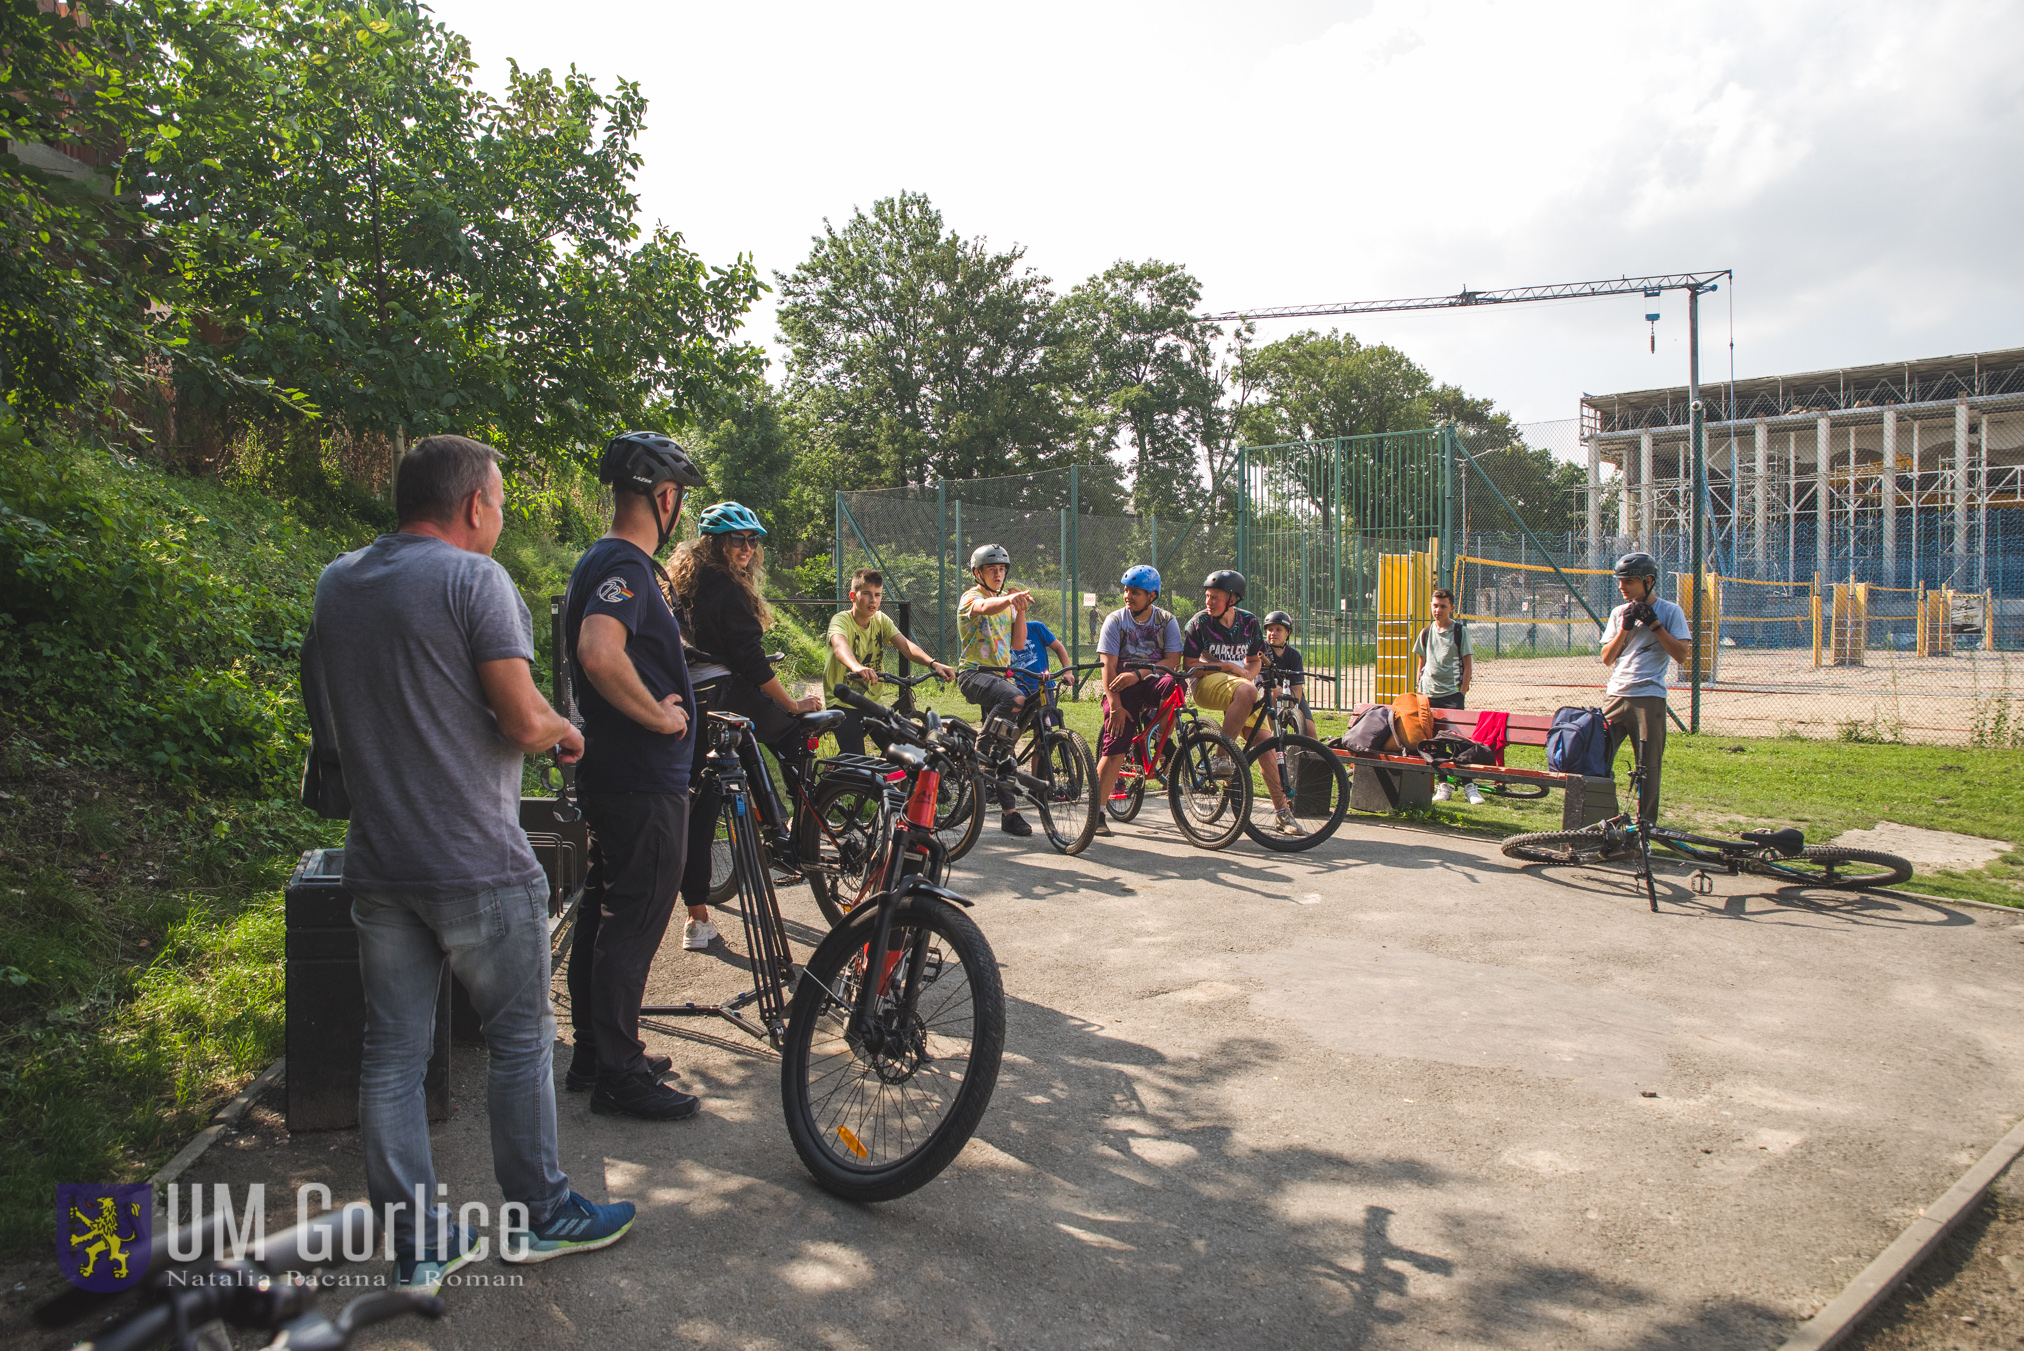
[834,429,1451,715]
[1236,430,1449,709]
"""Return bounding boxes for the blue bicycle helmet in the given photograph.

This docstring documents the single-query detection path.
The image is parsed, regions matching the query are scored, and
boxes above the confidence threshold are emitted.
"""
[1120,564,1162,595]
[698,501,767,536]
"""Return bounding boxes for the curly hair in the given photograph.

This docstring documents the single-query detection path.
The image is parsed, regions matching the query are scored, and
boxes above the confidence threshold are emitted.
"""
[668,532,774,630]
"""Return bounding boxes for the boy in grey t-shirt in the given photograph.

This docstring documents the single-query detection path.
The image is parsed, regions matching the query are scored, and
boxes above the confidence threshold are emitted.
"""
[1413,588,1480,804]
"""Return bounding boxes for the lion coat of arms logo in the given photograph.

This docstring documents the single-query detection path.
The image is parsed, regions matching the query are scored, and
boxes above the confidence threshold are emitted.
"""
[56,1183,153,1292]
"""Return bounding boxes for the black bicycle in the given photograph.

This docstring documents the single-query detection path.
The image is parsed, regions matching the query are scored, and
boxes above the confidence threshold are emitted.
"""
[1240,667,1351,852]
[703,667,983,909]
[647,708,1005,1200]
[1501,740,1914,908]
[959,664,1100,855]
[35,1203,439,1351]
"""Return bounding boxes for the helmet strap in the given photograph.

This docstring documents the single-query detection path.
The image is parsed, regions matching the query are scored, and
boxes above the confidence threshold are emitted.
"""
[652,486,683,556]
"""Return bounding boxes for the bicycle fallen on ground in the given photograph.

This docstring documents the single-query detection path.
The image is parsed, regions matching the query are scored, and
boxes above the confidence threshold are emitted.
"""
[1499,739,1914,909]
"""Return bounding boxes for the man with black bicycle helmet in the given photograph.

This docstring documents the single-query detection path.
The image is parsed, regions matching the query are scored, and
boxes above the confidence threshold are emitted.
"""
[559,430,710,1121]
[1601,549,1690,821]
[1184,569,1301,831]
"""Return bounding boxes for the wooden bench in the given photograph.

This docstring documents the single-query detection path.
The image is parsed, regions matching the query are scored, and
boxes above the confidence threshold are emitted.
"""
[1333,704,1618,829]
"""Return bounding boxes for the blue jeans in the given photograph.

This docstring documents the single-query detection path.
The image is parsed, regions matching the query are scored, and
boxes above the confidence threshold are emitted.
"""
[353,879,570,1257]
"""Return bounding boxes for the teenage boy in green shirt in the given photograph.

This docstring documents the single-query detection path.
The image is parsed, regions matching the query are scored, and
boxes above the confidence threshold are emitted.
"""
[824,568,952,756]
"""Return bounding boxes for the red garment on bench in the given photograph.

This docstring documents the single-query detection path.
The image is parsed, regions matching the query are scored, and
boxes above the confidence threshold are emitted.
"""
[1472,710,1510,767]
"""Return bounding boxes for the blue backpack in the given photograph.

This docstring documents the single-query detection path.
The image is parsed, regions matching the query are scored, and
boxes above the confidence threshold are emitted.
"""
[1546,706,1611,777]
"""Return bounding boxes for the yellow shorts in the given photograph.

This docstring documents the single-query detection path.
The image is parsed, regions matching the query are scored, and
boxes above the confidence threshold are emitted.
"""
[1191,672,1266,730]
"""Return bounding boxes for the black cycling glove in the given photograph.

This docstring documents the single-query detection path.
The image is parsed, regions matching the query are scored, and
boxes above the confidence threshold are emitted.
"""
[1625,601,1658,629]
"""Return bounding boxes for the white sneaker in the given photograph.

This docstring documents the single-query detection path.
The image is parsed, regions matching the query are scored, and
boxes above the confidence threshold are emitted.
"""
[1275,806,1301,834]
[1432,782,1454,802]
[682,919,719,951]
[1208,753,1236,778]
[1464,783,1486,806]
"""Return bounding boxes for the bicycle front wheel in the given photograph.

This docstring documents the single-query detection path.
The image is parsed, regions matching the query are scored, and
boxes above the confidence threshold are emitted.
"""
[1167,725,1251,850]
[1750,847,1913,891]
[1242,733,1350,853]
[801,776,884,927]
[1028,728,1098,855]
[933,765,986,865]
[706,811,737,905]
[1502,825,1622,865]
[781,896,1005,1202]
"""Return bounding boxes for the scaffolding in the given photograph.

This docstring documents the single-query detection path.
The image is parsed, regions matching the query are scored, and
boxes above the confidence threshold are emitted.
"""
[1579,346,2024,597]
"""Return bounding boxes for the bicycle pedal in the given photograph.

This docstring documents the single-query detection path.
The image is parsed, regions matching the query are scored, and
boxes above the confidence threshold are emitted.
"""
[1690,870,1713,895]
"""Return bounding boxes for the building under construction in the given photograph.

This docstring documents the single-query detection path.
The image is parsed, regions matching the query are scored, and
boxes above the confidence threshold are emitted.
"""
[1579,347,2024,600]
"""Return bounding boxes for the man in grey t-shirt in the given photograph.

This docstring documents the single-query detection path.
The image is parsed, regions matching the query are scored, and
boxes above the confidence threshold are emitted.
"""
[1598,550,1691,821]
[310,435,636,1284]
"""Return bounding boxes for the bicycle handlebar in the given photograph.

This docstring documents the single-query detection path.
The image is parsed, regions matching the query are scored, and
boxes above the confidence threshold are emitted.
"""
[832,685,932,750]
[878,671,946,688]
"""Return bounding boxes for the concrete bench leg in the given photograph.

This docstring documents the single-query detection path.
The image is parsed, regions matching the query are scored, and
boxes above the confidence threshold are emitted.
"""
[1563,775,1620,829]
[1351,762,1433,814]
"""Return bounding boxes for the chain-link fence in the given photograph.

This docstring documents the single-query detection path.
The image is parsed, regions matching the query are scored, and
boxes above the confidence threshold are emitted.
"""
[836,432,1449,717]
[834,467,1234,694]
[833,418,2023,746]
[1453,418,2024,746]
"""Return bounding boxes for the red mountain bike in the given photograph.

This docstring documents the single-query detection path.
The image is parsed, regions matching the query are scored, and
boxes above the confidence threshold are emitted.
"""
[1075,661,1254,850]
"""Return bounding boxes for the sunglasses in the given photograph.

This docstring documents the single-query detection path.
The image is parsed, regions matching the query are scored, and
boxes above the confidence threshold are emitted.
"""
[723,532,762,548]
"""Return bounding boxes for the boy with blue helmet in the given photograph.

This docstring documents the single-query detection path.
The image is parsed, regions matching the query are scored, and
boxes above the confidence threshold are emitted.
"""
[1091,565,1183,836]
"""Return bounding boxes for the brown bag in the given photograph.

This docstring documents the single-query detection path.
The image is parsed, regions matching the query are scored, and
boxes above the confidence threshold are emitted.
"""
[1389,691,1434,749]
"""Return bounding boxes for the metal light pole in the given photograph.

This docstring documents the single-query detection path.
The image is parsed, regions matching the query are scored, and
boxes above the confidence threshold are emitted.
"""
[1687,285,1706,735]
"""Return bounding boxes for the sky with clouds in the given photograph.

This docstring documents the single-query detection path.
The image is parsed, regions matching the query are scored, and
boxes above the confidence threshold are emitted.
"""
[438,0,2024,429]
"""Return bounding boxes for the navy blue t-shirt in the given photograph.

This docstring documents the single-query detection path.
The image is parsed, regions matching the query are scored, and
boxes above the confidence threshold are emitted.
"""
[564,538,696,794]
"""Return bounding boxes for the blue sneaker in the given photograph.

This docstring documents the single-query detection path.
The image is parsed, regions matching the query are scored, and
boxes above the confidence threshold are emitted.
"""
[395,1224,480,1290]
[500,1192,635,1264]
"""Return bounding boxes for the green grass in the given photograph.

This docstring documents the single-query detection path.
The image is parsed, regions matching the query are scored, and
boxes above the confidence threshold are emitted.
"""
[1018,685,2024,907]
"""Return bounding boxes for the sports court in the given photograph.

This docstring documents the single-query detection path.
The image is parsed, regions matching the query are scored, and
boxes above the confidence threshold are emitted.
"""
[144,815,2024,1350]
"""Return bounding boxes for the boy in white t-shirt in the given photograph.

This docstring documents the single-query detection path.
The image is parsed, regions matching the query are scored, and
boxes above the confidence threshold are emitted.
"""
[1599,551,1691,821]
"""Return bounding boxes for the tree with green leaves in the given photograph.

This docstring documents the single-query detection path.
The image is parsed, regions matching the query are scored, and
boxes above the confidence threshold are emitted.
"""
[1054,259,1221,519]
[775,191,1078,492]
[138,0,763,472]
[0,0,200,430]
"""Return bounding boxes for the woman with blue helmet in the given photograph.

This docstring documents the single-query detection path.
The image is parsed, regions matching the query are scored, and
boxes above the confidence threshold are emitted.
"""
[1090,565,1184,838]
[666,502,821,950]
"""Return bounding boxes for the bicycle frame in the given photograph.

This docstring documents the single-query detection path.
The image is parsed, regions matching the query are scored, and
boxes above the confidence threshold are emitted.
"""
[1092,662,1193,793]
[643,713,802,1042]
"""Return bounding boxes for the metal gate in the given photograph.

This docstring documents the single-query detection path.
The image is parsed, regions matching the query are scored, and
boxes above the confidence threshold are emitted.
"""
[1235,429,1448,710]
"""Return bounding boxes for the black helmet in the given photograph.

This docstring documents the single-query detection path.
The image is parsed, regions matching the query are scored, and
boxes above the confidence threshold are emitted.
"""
[1203,569,1247,601]
[969,543,1011,570]
[599,431,706,496]
[1262,610,1293,629]
[1613,551,1660,582]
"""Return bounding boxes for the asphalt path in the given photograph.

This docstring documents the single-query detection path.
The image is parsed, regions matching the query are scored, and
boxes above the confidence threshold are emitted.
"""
[39,812,2024,1351]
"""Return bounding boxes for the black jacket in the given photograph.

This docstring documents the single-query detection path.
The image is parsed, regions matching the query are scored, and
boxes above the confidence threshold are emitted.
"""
[678,564,772,687]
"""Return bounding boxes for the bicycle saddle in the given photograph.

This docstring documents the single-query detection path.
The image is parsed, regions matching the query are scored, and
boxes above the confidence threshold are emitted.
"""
[884,742,929,772]
[793,708,849,736]
[1742,827,1805,857]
